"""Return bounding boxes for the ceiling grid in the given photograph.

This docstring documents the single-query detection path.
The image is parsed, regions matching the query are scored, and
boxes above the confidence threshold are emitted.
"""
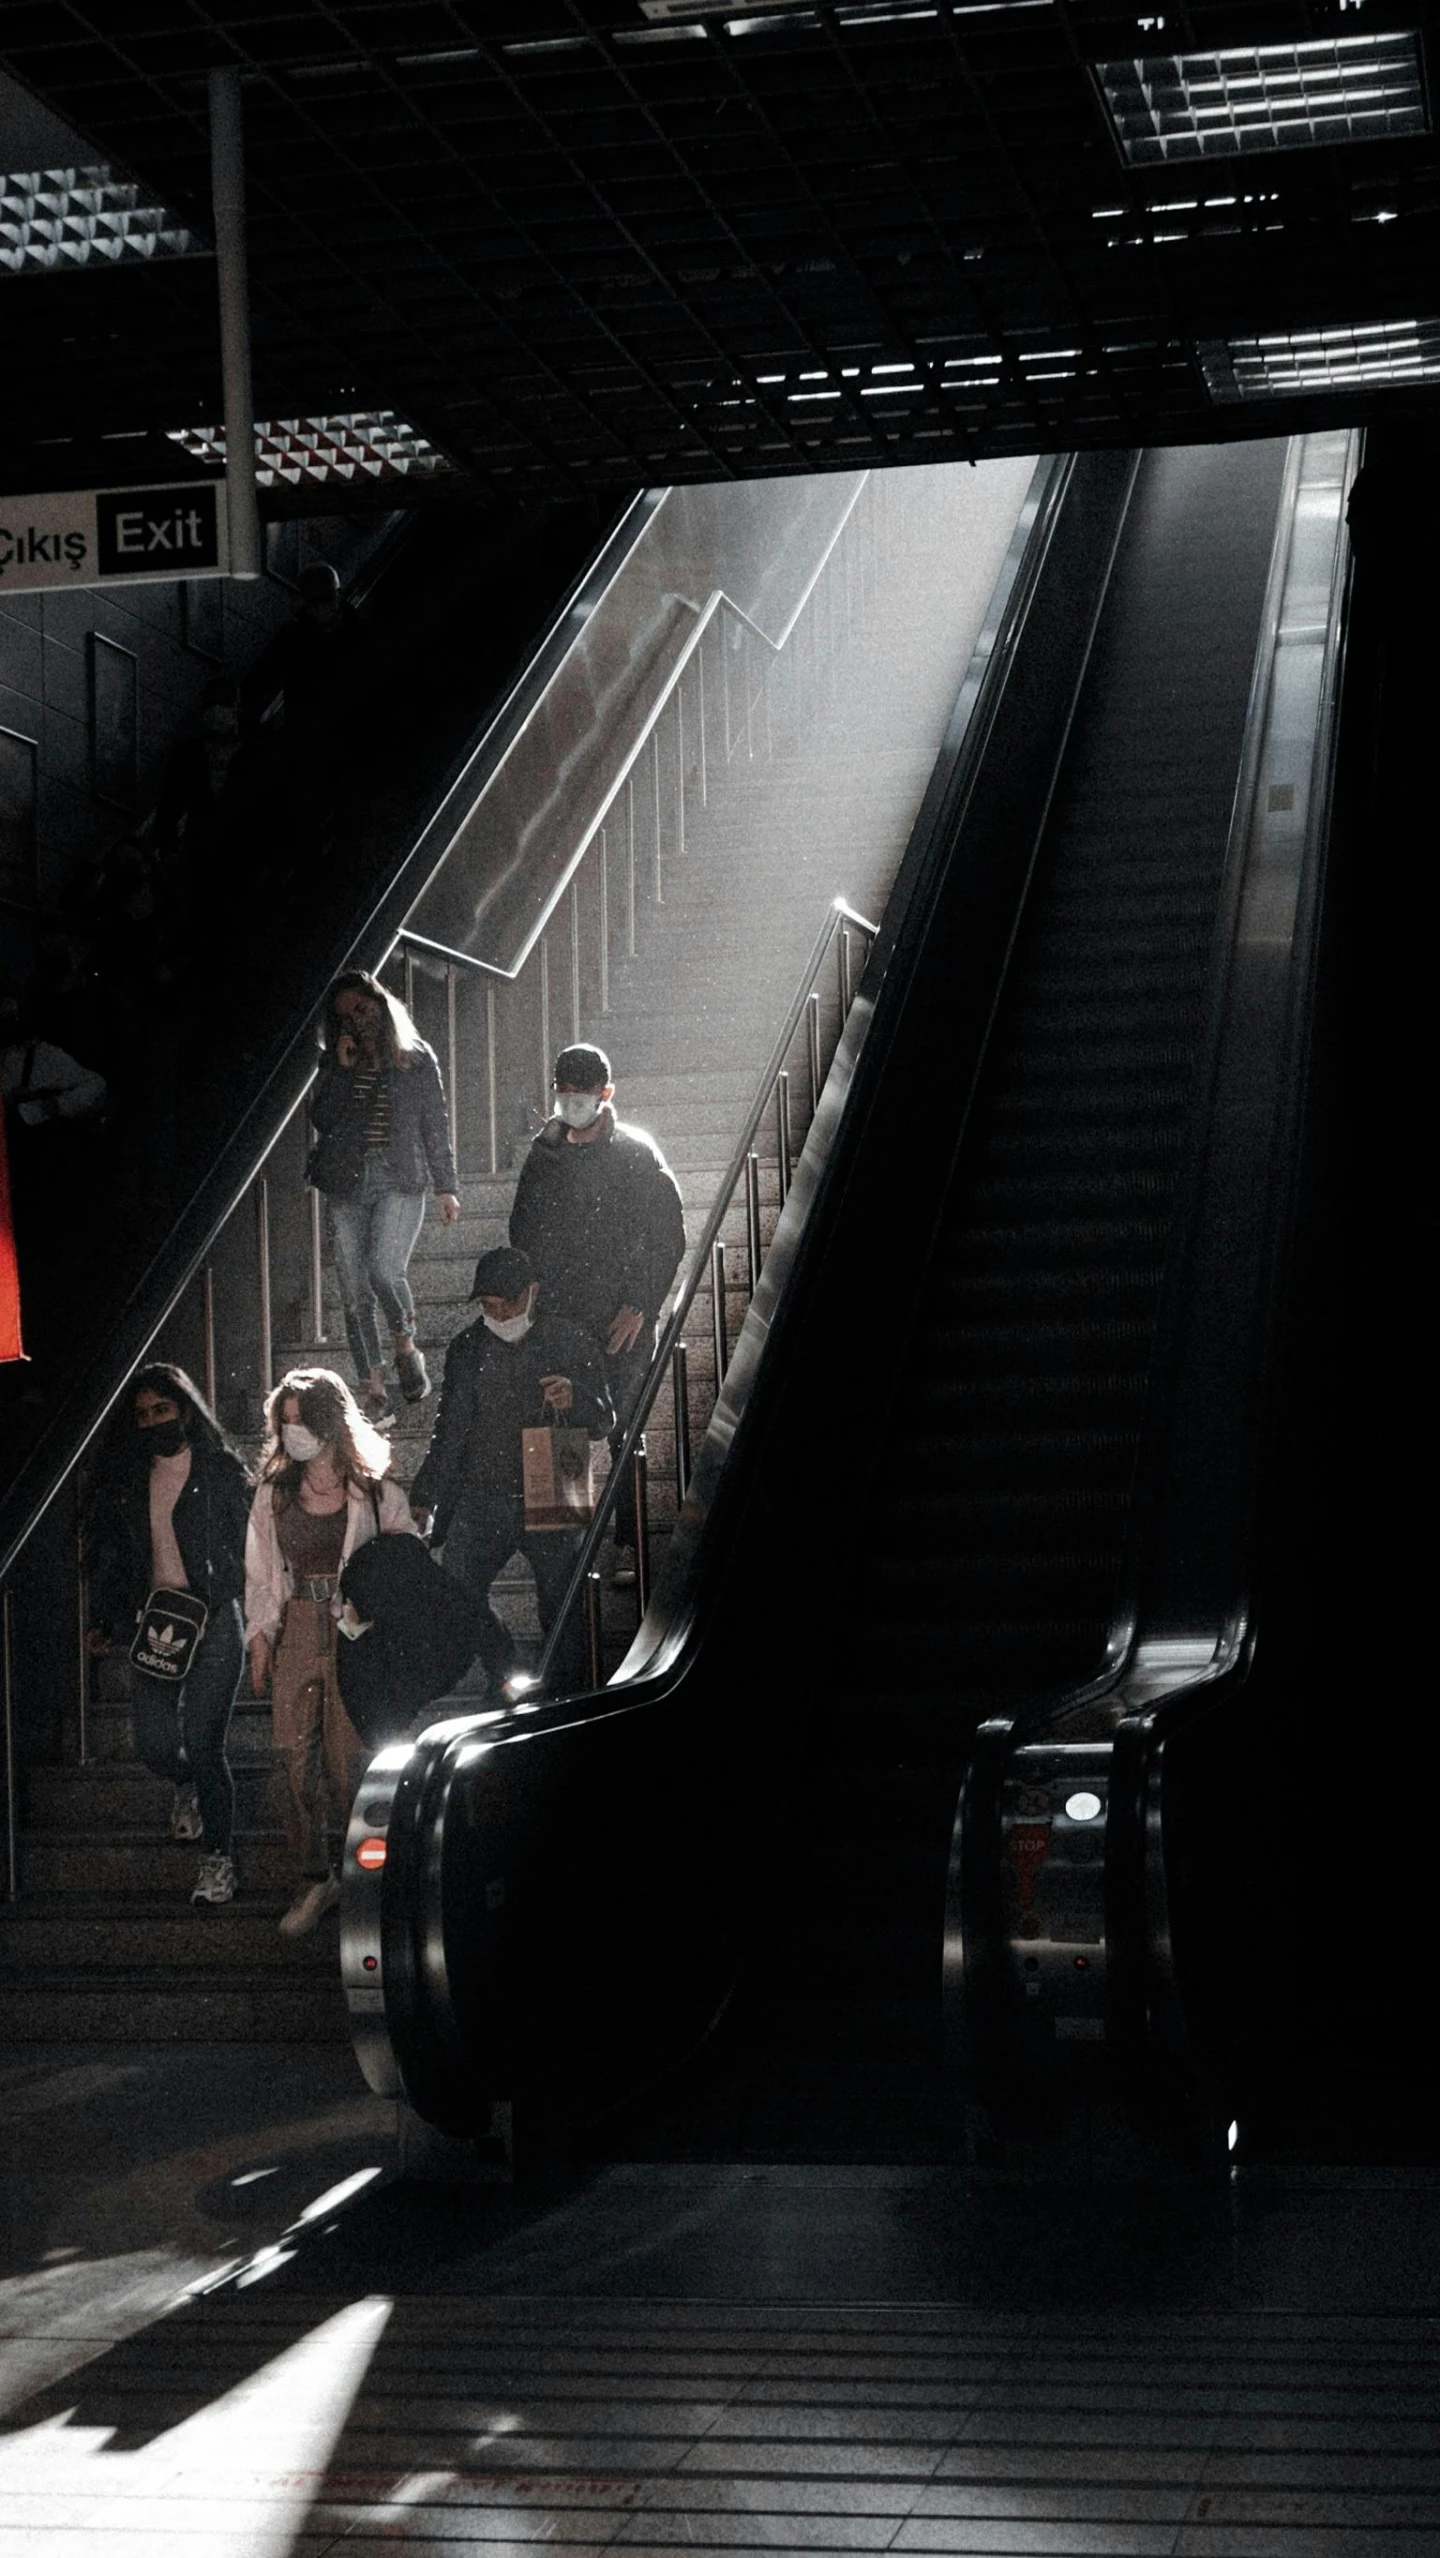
[0,0,1435,504]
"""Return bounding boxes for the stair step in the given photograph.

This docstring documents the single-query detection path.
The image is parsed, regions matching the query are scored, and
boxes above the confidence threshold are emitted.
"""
[20,1834,297,1894]
[0,1974,350,2042]
[24,1766,285,1830]
[0,1897,338,1966]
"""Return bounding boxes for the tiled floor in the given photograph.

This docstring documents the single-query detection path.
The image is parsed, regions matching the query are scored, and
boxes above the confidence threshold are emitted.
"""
[3,2048,1440,2555]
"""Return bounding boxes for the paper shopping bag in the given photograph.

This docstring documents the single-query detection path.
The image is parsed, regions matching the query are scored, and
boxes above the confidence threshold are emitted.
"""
[521,1424,597,1532]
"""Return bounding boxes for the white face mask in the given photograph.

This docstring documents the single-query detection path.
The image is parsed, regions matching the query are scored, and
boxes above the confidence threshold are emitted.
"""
[554,1091,603,1130]
[482,1305,534,1344]
[282,1422,324,1462]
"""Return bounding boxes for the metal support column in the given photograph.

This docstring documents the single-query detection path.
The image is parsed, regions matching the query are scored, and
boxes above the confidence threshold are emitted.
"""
[208,69,262,580]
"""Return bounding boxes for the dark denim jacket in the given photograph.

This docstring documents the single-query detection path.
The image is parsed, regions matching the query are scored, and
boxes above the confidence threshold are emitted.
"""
[308,1040,458,1199]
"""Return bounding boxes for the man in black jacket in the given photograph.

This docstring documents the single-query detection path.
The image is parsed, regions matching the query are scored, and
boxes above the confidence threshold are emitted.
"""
[409,1247,614,1696]
[508,1044,685,1572]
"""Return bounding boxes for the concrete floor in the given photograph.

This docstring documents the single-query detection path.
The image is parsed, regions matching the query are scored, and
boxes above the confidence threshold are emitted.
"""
[4,2043,1440,2555]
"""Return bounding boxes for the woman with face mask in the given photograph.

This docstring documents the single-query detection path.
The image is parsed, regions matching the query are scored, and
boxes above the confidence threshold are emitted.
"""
[308,971,461,1428]
[84,1364,251,1906]
[244,1366,419,1938]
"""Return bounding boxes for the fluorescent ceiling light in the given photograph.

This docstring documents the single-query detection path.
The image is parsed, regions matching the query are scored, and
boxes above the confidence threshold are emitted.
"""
[166,411,452,488]
[1,165,200,274]
[1098,34,1427,165]
[1200,318,1440,401]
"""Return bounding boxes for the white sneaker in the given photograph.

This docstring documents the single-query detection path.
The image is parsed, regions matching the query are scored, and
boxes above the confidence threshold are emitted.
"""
[278,1874,341,1938]
[192,1853,237,1905]
[171,1785,203,1842]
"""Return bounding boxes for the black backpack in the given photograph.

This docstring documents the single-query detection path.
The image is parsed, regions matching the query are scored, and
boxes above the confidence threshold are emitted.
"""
[337,1532,486,1748]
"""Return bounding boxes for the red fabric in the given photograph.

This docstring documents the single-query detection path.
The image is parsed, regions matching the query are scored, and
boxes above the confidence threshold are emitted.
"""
[0,1106,24,1363]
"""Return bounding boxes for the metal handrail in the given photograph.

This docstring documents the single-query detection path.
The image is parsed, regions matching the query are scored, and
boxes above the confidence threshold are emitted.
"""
[529,894,878,1696]
[390,491,869,989]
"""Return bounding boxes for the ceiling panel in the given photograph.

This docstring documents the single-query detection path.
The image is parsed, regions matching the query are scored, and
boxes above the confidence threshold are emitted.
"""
[0,1,1436,505]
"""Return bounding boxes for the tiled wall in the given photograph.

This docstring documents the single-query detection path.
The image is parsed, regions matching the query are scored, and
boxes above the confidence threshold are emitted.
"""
[0,513,389,935]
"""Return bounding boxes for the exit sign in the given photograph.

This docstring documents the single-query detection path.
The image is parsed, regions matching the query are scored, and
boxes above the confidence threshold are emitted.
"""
[0,480,228,593]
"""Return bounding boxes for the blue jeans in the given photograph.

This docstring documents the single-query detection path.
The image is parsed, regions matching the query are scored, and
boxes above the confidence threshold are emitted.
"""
[441,1494,588,1699]
[328,1153,426,1379]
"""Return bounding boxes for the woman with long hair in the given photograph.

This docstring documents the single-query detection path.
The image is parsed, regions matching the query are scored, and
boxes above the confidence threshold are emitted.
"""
[308,970,460,1426]
[85,1363,251,1906]
[245,1365,417,1938]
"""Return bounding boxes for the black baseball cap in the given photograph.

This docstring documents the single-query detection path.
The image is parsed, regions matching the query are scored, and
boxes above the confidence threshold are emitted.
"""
[470,1245,535,1300]
[553,1042,611,1090]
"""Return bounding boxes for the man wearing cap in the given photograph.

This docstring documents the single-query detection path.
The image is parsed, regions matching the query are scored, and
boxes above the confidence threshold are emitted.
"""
[408,1246,614,1695]
[509,1045,685,1574]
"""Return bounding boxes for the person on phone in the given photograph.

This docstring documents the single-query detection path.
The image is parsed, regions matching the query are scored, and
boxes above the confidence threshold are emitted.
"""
[244,1366,418,1938]
[85,1364,250,1906]
[308,970,460,1427]
[409,1246,613,1698]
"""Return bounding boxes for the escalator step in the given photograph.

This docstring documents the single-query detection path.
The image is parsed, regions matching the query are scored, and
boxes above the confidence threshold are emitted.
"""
[954,1216,1173,1269]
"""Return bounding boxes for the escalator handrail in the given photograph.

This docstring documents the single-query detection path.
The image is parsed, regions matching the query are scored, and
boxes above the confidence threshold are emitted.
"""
[0,491,655,1586]
[953,429,1358,2104]
[1105,428,1357,2080]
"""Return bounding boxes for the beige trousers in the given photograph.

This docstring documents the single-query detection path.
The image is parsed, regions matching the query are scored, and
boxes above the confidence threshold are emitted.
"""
[270,1598,364,1881]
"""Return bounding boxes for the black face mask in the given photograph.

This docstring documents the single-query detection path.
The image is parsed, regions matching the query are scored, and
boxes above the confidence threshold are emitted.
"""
[140,1418,187,1458]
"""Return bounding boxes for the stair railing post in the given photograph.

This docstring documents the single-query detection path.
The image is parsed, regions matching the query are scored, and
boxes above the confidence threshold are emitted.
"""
[486,982,499,1177]
[538,934,551,1108]
[569,878,582,1045]
[3,1588,17,1903]
[697,628,709,808]
[806,988,823,1120]
[201,1259,218,1410]
[745,627,755,763]
[710,1238,729,1386]
[675,680,686,862]
[599,827,611,1014]
[74,1488,89,1768]
[632,1445,650,1622]
[745,1150,763,1295]
[585,1569,603,1688]
[652,728,664,908]
[308,1186,326,1343]
[775,1069,793,1206]
[255,1176,273,1399]
[839,924,854,1018]
[626,773,638,956]
[445,962,459,1174]
[672,1340,691,1504]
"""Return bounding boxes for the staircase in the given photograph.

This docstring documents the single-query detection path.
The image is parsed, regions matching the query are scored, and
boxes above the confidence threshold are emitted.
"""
[284,455,1040,1679]
[0,455,1036,2043]
[0,1693,345,2043]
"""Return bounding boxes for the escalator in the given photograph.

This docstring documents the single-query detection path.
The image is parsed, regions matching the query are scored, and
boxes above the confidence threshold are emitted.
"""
[349,431,1354,2168]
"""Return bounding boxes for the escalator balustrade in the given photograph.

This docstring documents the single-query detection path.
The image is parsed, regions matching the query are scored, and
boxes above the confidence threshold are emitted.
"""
[349,435,1356,2167]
